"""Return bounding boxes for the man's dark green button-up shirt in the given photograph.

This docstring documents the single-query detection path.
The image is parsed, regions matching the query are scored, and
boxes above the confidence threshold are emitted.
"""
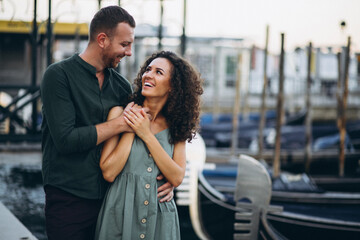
[40,54,132,199]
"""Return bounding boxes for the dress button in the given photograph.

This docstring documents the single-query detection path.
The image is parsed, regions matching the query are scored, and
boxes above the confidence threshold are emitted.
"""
[140,233,145,239]
[147,167,152,172]
[144,200,149,205]
[145,184,150,189]
[141,218,147,224]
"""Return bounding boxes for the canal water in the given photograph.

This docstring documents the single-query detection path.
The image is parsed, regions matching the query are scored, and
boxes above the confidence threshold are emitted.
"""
[0,152,199,240]
[0,152,46,240]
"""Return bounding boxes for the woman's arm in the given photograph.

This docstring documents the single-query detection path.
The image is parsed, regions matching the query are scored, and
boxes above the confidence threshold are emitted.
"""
[146,139,186,187]
[100,106,135,182]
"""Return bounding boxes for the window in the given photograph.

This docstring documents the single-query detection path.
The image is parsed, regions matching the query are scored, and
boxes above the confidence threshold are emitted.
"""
[225,55,237,87]
[188,53,214,87]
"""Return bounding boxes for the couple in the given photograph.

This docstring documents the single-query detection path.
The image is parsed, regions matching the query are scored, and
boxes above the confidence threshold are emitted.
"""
[40,5,203,240]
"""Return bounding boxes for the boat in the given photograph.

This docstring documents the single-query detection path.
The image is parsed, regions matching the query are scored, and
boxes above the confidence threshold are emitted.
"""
[198,160,360,240]
[178,134,360,240]
[199,109,305,148]
[179,136,286,239]
[211,120,360,151]
[200,108,360,151]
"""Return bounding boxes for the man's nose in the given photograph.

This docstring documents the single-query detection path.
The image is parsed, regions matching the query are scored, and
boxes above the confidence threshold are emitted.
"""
[125,46,132,56]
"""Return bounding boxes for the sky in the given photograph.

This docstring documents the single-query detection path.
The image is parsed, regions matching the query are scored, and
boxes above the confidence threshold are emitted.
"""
[1,0,359,53]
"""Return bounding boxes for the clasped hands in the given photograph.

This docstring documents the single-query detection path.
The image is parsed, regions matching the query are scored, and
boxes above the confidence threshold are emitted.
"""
[122,102,151,140]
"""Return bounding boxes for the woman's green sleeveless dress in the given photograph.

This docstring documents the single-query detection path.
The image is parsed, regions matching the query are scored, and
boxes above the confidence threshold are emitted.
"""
[95,129,181,240]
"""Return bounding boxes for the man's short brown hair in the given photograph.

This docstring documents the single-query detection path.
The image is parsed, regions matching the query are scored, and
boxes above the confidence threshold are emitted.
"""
[89,6,135,42]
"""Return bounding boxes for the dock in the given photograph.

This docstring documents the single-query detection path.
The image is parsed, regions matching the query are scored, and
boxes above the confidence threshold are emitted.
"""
[0,201,38,240]
[206,147,360,163]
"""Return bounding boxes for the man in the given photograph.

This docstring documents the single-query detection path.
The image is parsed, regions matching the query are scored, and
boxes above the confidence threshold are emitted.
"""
[40,6,173,240]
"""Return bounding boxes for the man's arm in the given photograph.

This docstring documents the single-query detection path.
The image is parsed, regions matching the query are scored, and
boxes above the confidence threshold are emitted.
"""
[41,66,132,154]
[95,102,134,145]
[41,66,95,153]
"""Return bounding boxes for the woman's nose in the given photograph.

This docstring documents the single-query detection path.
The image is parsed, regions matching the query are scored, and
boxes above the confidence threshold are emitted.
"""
[145,70,154,78]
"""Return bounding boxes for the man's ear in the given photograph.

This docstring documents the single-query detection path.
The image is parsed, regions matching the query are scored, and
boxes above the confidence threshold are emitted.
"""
[97,32,108,48]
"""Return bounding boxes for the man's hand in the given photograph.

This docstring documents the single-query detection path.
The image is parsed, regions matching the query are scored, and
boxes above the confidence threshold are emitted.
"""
[119,102,144,132]
[157,174,174,203]
[95,103,150,145]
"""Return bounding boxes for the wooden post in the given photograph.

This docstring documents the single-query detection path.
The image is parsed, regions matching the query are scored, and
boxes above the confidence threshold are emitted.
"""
[31,0,38,133]
[180,0,187,56]
[213,47,221,123]
[117,0,122,73]
[273,33,285,178]
[338,37,351,177]
[231,53,243,157]
[305,42,313,173]
[47,0,52,66]
[158,0,164,50]
[336,51,342,177]
[258,25,269,160]
[336,51,342,133]
[241,47,252,122]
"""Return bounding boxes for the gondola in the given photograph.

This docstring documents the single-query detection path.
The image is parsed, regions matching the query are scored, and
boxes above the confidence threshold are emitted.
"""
[201,160,360,240]
[200,109,360,151]
[178,134,360,240]
[211,120,360,151]
[179,135,285,239]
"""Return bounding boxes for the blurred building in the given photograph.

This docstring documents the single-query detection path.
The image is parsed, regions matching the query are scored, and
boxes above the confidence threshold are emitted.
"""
[0,19,88,95]
[1,20,360,122]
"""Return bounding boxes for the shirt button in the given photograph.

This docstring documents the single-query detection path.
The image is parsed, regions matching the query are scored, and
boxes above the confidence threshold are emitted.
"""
[145,184,150,189]
[141,218,147,224]
[148,153,152,158]
[144,200,149,205]
[140,233,145,239]
[147,167,152,172]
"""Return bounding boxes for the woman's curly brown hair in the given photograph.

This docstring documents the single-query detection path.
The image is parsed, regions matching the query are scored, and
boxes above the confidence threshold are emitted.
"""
[130,51,203,144]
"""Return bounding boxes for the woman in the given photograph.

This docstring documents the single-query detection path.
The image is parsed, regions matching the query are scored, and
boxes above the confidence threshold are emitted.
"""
[95,51,203,239]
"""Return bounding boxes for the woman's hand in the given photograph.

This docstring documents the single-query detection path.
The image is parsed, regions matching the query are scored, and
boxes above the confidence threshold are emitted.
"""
[124,107,152,140]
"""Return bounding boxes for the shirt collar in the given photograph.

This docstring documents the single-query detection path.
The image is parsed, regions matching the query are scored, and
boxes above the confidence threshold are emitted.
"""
[73,54,111,76]
[73,54,97,74]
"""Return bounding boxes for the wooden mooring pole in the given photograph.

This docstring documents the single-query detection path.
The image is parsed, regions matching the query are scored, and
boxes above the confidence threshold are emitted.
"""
[31,0,38,134]
[231,53,243,158]
[180,0,187,56]
[258,25,269,160]
[47,0,52,66]
[305,42,313,173]
[273,33,285,178]
[158,0,164,50]
[337,37,351,177]
[212,46,222,123]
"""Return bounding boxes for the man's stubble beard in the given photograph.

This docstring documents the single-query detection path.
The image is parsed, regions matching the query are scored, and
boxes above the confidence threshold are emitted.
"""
[102,53,117,69]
